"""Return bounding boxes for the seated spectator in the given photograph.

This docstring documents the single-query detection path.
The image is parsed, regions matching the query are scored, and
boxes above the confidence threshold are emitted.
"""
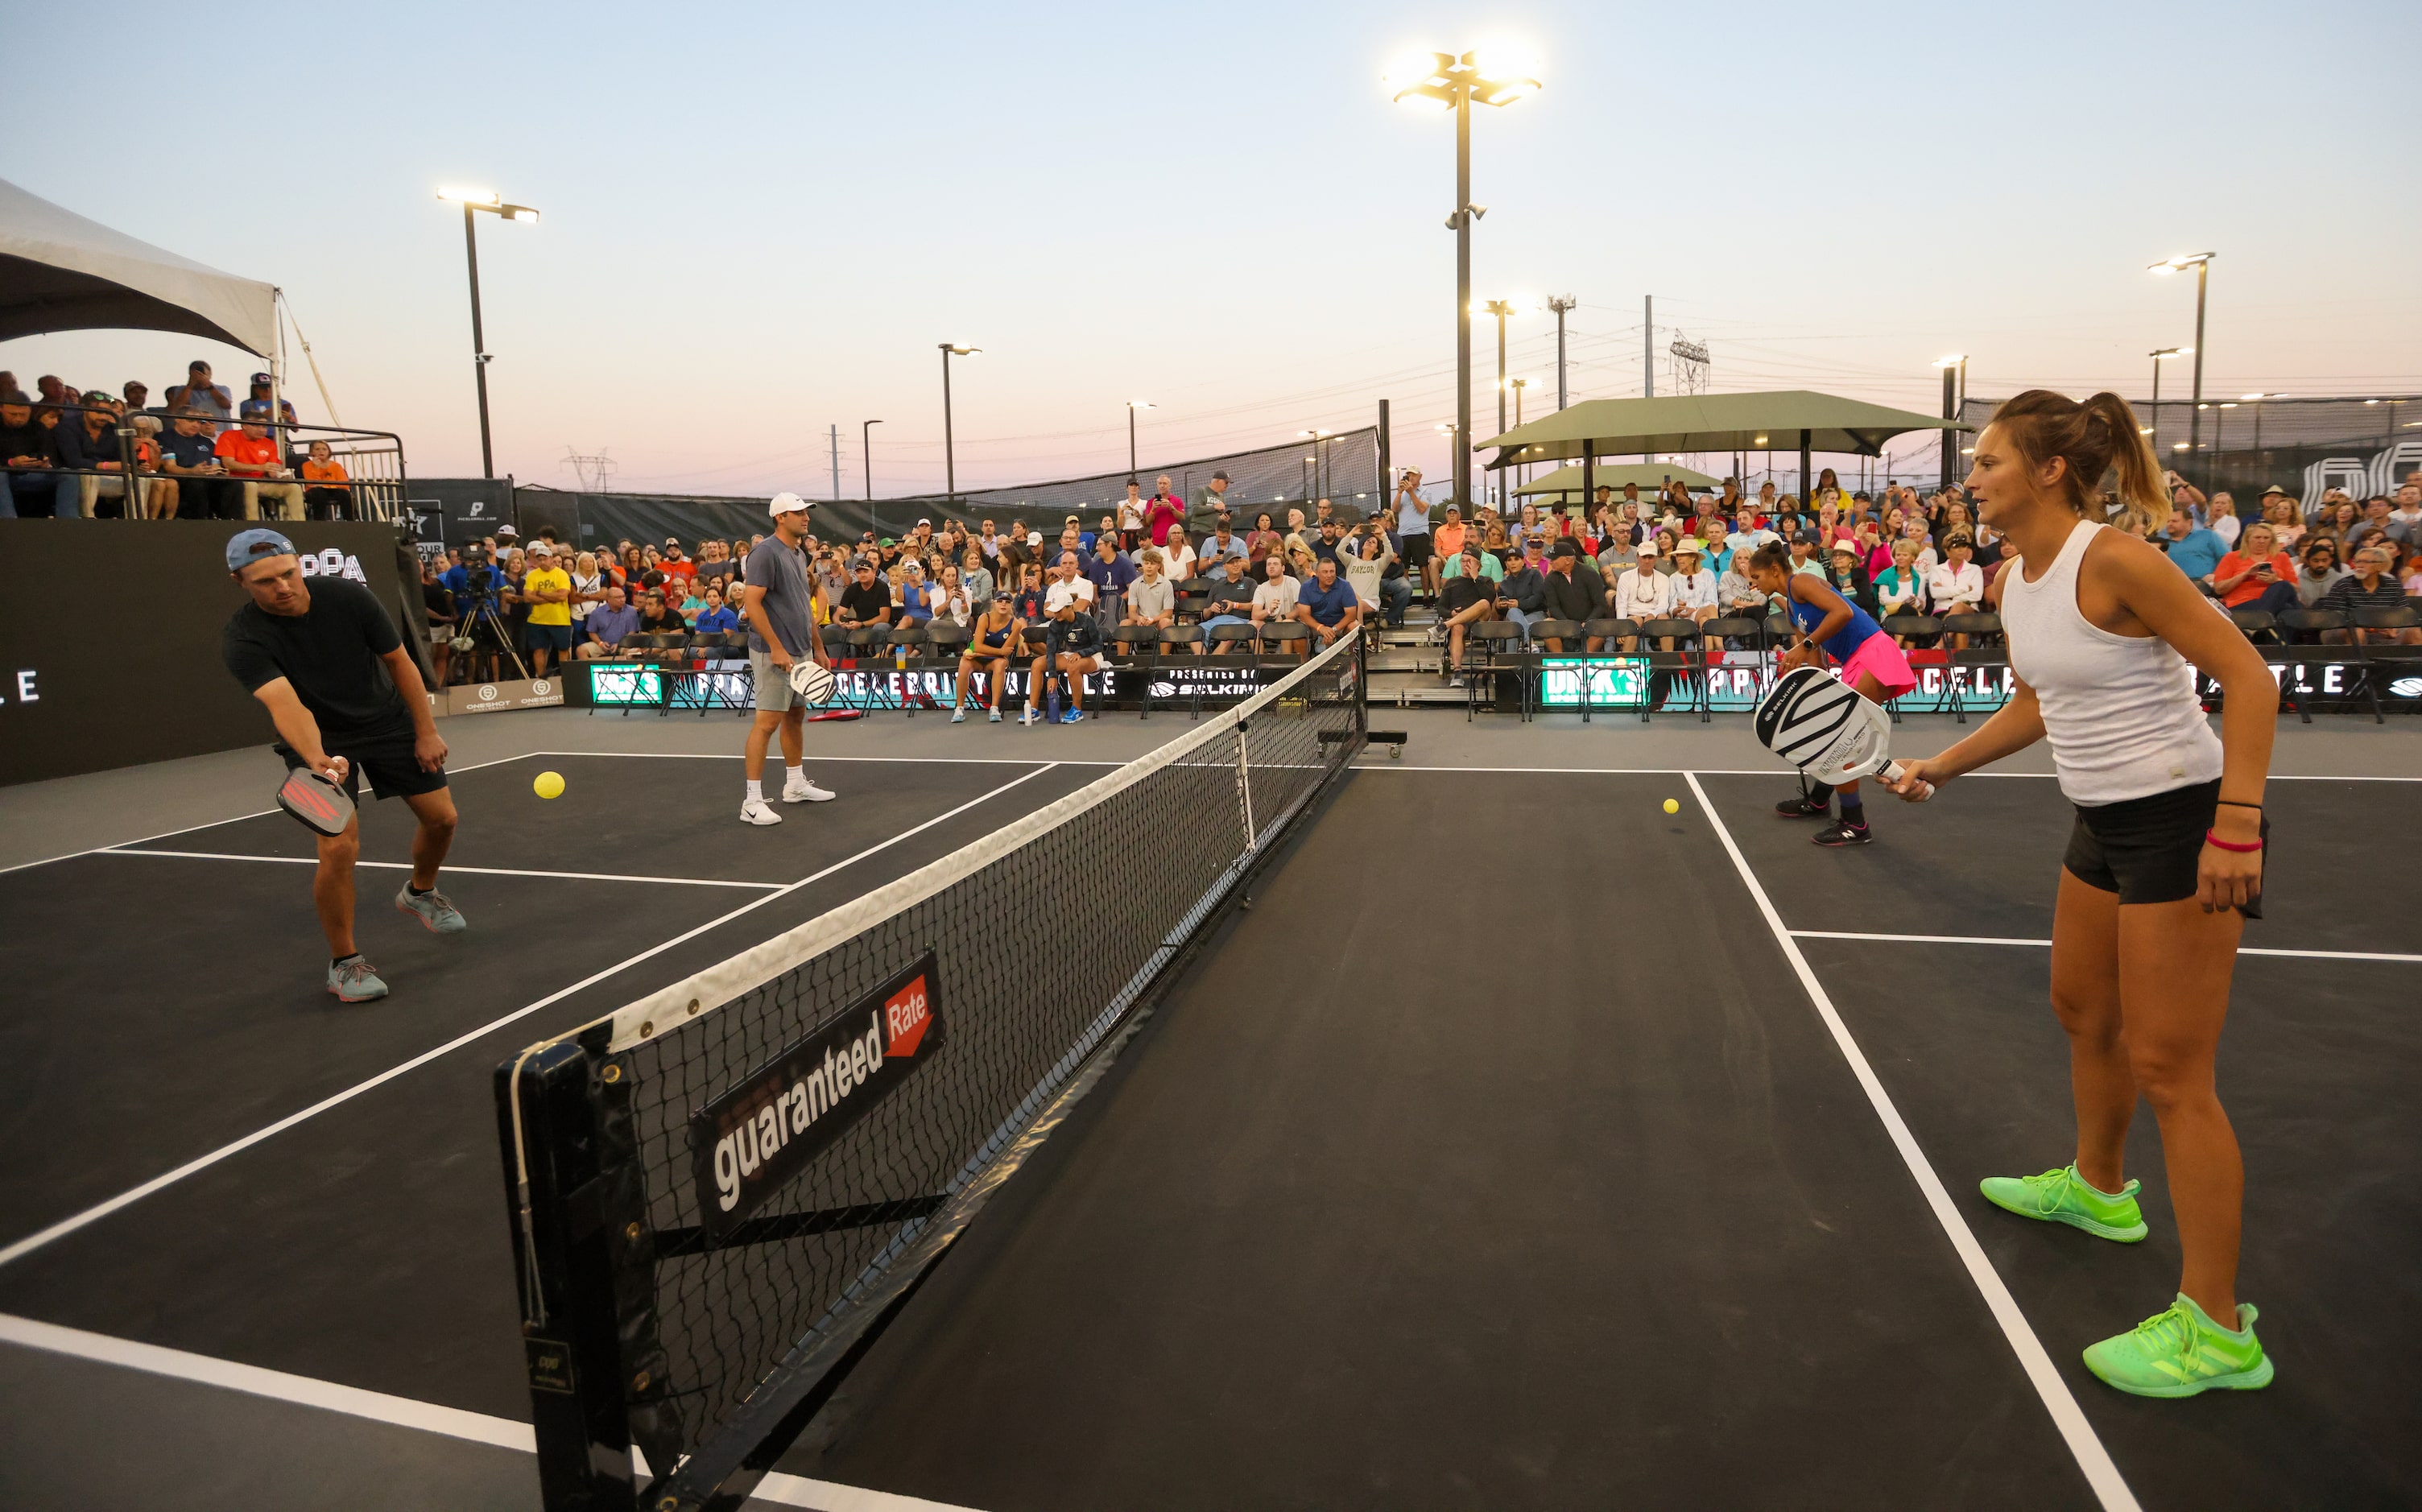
[1494,539,1549,642]
[696,538,738,585]
[1250,552,1301,634]
[1122,547,1180,651]
[236,371,298,440]
[1718,546,1767,619]
[1086,533,1138,623]
[2293,538,2350,608]
[1201,517,1248,574]
[1011,560,1049,624]
[1246,510,1283,572]
[1538,539,1605,651]
[659,538,697,580]
[0,390,60,518]
[126,414,177,518]
[2160,505,2226,588]
[213,415,304,519]
[2321,545,2418,643]
[897,560,935,626]
[2386,481,2420,544]
[296,439,351,518]
[693,584,742,636]
[52,398,136,517]
[1610,551,1674,650]
[961,547,994,605]
[580,585,640,659]
[833,556,894,629]
[1436,544,1497,686]
[1829,541,1879,616]
[1293,553,1361,653]
[1441,535,1506,583]
[1199,557,1259,652]
[930,563,973,626]
[953,591,1029,721]
[1669,541,1721,624]
[1873,539,1928,633]
[1161,526,1198,583]
[1345,523,1410,627]
[2212,522,2299,615]
[634,589,688,636]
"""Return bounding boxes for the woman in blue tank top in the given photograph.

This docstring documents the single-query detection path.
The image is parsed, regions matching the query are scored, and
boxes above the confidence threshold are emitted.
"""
[1747,541,1918,845]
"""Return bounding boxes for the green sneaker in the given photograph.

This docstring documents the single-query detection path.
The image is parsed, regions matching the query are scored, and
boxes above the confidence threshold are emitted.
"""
[1979,1164,2148,1242]
[2084,1294,2273,1398]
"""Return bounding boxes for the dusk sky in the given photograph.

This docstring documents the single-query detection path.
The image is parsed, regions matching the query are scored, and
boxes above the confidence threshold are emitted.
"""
[7,0,2415,498]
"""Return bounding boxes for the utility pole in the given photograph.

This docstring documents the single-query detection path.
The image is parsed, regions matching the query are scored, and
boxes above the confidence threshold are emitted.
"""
[829,424,840,502]
[1547,295,1577,410]
[1643,295,1654,401]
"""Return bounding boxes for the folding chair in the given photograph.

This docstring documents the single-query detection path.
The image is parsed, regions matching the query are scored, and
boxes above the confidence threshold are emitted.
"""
[1464,621,1522,721]
[888,624,935,713]
[2350,605,2422,723]
[1635,618,1708,721]
[846,626,896,710]
[2263,609,2351,722]
[1700,614,1767,709]
[1519,618,1582,721]
[2228,608,2279,645]
[1108,623,1162,717]
[1577,618,1639,724]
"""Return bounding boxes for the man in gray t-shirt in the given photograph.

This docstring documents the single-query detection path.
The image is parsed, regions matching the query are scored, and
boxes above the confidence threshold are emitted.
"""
[738,493,836,824]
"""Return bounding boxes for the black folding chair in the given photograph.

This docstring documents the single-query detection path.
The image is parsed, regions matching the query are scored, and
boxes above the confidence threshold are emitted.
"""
[888,624,936,713]
[845,626,896,709]
[2350,605,2422,723]
[2228,608,2280,646]
[1635,618,1708,722]
[1700,614,1768,708]
[1464,621,1523,721]
[1107,623,1162,717]
[2262,609,2351,722]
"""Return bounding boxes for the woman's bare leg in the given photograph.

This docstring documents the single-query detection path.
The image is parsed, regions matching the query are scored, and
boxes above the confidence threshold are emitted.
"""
[2050,869,2133,1192]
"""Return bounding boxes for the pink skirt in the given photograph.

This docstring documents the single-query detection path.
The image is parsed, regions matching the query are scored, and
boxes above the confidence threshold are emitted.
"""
[1838,633,1917,699]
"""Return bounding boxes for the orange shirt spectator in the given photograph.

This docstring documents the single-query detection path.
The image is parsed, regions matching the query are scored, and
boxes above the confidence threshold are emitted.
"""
[2213,547,2296,607]
[301,456,349,485]
[213,428,282,475]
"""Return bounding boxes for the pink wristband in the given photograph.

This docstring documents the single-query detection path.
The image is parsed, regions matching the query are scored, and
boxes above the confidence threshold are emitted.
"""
[2203,831,2263,853]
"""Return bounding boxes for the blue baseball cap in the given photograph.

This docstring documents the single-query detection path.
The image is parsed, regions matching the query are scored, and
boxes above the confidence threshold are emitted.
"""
[225,527,296,572]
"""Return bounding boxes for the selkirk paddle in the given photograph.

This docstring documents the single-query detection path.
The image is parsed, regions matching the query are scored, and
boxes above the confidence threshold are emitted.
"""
[1752,664,1935,797]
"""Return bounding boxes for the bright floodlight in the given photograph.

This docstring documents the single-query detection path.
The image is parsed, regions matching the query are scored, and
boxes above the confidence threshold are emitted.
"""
[502,205,539,223]
[1388,48,1542,110]
[2152,346,2190,359]
[1128,399,1155,409]
[2148,252,2215,274]
[1932,354,1966,367]
[941,345,980,356]
[437,186,500,205]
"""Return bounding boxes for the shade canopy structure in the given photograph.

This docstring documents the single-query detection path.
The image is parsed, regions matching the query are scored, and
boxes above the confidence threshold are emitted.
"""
[1478,390,1969,469]
[0,178,276,356]
[1515,461,1719,498]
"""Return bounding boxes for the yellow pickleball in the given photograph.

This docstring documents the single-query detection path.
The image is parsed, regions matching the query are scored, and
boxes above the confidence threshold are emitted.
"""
[1663,799,1680,814]
[534,770,565,800]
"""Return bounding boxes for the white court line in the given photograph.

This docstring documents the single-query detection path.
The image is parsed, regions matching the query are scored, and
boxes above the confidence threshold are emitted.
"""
[0,1314,984,1512]
[532,750,1126,766]
[0,752,541,878]
[0,763,1058,1272]
[104,849,787,890]
[1791,928,2422,965]
[1682,773,2142,1512]
[1361,764,2422,780]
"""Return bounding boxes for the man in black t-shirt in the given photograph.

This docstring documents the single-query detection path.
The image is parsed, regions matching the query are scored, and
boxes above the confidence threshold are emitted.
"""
[833,557,895,629]
[221,529,460,1002]
[1436,545,1498,688]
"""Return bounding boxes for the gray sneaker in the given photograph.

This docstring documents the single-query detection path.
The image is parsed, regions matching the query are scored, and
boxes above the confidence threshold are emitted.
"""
[395,882,468,935]
[328,955,389,1002]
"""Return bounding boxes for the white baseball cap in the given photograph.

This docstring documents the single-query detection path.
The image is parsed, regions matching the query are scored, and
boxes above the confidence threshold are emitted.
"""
[767,491,813,518]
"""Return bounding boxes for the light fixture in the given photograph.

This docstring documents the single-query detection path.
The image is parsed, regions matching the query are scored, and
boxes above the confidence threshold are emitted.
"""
[944,345,981,357]
[1932,354,1967,368]
[2147,252,2215,274]
[436,186,499,205]
[2173,442,2191,451]
[1754,434,1769,445]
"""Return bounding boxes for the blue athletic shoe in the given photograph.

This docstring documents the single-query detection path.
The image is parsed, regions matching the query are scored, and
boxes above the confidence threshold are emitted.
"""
[1060,708,1086,724]
[395,882,467,935]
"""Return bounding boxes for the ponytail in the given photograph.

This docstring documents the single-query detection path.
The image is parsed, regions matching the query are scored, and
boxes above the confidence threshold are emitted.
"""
[1990,388,2167,537]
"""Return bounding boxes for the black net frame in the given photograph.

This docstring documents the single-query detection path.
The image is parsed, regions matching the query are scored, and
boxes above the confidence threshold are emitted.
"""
[499,630,1366,1512]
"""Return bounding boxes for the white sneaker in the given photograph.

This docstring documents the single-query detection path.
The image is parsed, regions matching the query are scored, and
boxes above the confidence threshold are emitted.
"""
[739,796,783,826]
[783,776,835,804]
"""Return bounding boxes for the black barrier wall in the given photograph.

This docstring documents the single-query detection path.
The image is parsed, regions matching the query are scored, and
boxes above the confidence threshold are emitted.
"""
[0,521,422,787]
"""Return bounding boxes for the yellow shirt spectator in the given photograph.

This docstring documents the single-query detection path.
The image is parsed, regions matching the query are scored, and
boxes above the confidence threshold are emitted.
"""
[523,564,573,626]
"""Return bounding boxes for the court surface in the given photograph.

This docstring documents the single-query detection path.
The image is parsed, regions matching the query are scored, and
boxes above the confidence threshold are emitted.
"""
[1,720,2415,1511]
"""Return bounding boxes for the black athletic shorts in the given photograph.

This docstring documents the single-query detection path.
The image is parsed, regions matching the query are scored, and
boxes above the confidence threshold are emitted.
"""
[2063,777,2264,917]
[1400,534,1433,569]
[278,725,448,804]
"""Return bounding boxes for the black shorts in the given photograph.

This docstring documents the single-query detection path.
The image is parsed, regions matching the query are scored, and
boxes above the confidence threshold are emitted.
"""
[2063,778,2264,917]
[279,726,448,804]
[1400,534,1434,569]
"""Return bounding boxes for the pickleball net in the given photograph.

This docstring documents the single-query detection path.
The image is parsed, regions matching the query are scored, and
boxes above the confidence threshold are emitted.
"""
[498,629,1366,1511]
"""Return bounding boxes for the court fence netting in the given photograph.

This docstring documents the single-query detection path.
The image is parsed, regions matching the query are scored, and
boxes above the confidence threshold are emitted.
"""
[497,628,1367,1511]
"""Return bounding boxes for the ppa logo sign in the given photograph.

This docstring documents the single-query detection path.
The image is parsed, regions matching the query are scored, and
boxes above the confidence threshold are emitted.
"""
[297,547,369,584]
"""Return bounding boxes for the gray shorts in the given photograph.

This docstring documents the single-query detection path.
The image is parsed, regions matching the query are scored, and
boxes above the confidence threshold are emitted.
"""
[750,651,801,713]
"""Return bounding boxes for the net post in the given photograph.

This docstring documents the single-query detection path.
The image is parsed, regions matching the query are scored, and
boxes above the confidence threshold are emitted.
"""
[1234,723,1256,853]
[497,1041,642,1512]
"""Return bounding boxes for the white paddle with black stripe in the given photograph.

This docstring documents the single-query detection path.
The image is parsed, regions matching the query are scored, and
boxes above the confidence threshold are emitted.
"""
[1752,665,1935,797]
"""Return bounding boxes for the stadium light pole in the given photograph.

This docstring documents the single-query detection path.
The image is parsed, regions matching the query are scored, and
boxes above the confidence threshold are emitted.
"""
[2150,253,2214,473]
[1299,428,1334,507]
[1484,298,1529,437]
[1386,49,1543,517]
[862,419,882,501]
[1546,295,1577,410]
[938,344,980,506]
[1932,354,1967,490]
[1126,400,1155,481]
[436,186,539,479]
[2146,348,2188,451]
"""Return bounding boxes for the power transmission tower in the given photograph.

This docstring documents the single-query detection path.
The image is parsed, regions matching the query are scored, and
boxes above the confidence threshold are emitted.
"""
[1668,333,1710,397]
[560,446,617,492]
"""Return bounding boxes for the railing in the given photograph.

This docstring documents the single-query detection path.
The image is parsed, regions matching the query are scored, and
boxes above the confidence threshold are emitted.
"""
[1,403,410,523]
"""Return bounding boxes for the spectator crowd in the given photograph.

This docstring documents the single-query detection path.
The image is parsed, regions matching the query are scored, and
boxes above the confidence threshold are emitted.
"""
[0,359,356,519]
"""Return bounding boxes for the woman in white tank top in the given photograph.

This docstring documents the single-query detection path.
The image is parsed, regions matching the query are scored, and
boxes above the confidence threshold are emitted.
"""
[1886,390,2281,1399]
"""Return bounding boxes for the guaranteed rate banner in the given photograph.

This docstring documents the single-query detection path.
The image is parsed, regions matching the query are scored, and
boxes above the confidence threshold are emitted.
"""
[688,953,944,1240]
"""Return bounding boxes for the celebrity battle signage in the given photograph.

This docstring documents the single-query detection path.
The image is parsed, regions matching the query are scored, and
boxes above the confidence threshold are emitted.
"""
[688,953,944,1237]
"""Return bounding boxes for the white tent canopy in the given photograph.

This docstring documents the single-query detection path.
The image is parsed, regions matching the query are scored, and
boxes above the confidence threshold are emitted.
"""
[0,178,275,356]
